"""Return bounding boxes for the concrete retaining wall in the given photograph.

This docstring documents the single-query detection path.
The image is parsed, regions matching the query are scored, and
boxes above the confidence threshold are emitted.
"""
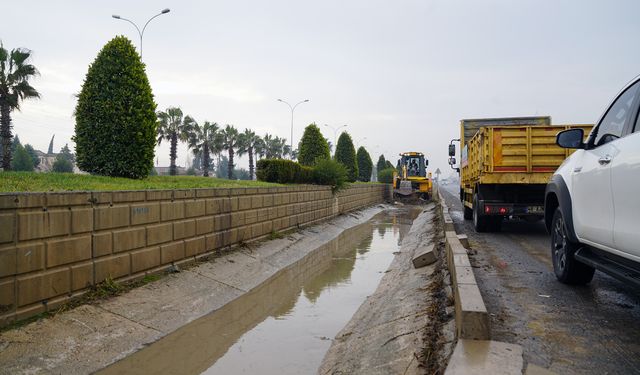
[0,184,390,327]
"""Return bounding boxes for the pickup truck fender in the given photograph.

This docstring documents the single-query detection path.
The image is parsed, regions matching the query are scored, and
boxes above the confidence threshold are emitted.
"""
[545,175,578,243]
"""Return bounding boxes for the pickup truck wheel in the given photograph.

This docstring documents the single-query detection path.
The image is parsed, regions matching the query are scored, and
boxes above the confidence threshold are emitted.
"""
[551,208,595,285]
[473,195,489,232]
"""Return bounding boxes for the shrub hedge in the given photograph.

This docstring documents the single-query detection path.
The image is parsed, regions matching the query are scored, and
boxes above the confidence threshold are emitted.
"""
[257,158,347,190]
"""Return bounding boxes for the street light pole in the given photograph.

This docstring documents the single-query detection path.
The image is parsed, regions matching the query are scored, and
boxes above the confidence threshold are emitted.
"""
[112,8,170,58]
[324,124,347,153]
[277,98,309,159]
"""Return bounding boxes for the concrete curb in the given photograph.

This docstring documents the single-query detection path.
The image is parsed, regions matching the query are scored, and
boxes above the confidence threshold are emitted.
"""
[434,188,490,340]
[434,186,532,375]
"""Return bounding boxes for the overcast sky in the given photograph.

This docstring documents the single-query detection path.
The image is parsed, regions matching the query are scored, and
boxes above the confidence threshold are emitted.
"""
[3,0,640,176]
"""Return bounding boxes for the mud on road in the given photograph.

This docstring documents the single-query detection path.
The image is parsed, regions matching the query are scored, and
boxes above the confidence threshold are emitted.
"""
[439,184,640,374]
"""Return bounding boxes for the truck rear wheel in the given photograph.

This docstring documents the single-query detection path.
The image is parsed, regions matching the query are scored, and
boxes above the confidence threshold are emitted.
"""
[463,206,473,220]
[489,217,503,232]
[472,195,489,232]
[551,208,594,285]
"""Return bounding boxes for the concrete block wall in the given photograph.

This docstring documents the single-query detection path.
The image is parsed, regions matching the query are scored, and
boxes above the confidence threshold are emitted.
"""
[0,184,389,327]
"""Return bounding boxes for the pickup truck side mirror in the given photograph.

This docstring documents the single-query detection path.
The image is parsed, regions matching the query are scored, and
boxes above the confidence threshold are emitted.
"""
[448,144,456,156]
[556,128,585,149]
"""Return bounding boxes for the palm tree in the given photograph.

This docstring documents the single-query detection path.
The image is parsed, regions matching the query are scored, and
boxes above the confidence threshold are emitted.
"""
[157,107,192,175]
[237,129,262,180]
[254,136,266,160]
[262,134,290,159]
[0,43,40,170]
[217,125,240,179]
[187,118,219,177]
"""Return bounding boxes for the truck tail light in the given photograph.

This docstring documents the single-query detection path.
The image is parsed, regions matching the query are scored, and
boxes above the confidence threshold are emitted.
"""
[484,205,510,215]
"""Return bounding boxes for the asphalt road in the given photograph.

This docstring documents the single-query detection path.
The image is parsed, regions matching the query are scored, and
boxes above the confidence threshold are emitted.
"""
[439,183,640,375]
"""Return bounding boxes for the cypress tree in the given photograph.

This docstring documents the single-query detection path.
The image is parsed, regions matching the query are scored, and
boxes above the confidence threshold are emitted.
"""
[357,146,373,182]
[335,132,358,182]
[298,123,330,166]
[376,154,387,173]
[73,36,157,178]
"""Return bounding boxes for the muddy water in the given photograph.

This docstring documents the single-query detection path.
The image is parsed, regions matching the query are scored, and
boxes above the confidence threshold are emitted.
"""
[100,207,420,375]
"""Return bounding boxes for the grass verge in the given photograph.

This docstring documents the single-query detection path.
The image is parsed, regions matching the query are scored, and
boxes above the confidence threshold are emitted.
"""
[0,172,280,192]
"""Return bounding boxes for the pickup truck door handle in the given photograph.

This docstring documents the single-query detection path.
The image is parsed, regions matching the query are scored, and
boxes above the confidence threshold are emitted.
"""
[598,155,612,165]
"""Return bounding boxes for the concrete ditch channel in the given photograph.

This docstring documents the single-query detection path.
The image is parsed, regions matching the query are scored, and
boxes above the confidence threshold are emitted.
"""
[0,201,462,374]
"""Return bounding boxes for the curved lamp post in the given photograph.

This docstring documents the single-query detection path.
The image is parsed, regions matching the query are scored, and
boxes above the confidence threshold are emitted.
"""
[112,8,170,57]
[324,124,347,153]
[277,98,309,159]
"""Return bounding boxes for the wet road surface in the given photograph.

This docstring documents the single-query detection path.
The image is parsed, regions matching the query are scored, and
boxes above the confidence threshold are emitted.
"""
[439,183,640,374]
[99,207,420,375]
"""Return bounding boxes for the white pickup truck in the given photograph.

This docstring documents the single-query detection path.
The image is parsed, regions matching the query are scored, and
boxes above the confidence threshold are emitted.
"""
[545,75,640,285]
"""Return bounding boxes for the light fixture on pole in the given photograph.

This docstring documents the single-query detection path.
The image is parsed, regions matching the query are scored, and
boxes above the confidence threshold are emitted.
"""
[323,124,347,152]
[355,136,367,149]
[112,8,170,57]
[277,98,309,159]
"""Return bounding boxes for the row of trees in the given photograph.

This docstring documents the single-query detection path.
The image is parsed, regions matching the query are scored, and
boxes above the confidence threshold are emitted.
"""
[2,36,388,183]
[297,123,374,182]
[156,106,291,179]
[8,134,74,172]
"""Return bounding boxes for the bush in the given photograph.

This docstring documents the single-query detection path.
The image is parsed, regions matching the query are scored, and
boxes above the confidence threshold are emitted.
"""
[52,154,74,173]
[335,132,358,182]
[313,158,347,190]
[298,123,330,166]
[296,165,314,184]
[11,144,34,171]
[256,159,302,184]
[357,146,373,182]
[73,36,157,179]
[378,167,395,183]
[257,157,346,189]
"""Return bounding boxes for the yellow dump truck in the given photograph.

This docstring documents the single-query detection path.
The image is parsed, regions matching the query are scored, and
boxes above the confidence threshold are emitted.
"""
[449,117,592,232]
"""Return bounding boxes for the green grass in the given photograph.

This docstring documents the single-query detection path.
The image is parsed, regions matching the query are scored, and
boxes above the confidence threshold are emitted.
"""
[0,172,280,192]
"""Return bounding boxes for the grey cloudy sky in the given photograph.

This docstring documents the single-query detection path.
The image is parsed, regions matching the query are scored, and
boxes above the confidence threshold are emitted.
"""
[3,0,640,175]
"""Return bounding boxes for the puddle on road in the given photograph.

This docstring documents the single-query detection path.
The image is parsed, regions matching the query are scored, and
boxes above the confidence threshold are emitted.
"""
[99,207,421,375]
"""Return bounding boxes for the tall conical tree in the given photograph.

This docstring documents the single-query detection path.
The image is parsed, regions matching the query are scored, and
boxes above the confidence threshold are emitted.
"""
[376,154,387,173]
[298,123,330,166]
[356,146,373,182]
[73,36,156,178]
[335,132,358,182]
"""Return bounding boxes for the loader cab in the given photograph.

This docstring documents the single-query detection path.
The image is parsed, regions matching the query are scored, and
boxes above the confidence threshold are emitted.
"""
[398,152,428,178]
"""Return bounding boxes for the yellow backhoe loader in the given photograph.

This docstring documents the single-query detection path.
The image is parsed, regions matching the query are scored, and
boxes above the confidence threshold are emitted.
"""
[393,152,432,200]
